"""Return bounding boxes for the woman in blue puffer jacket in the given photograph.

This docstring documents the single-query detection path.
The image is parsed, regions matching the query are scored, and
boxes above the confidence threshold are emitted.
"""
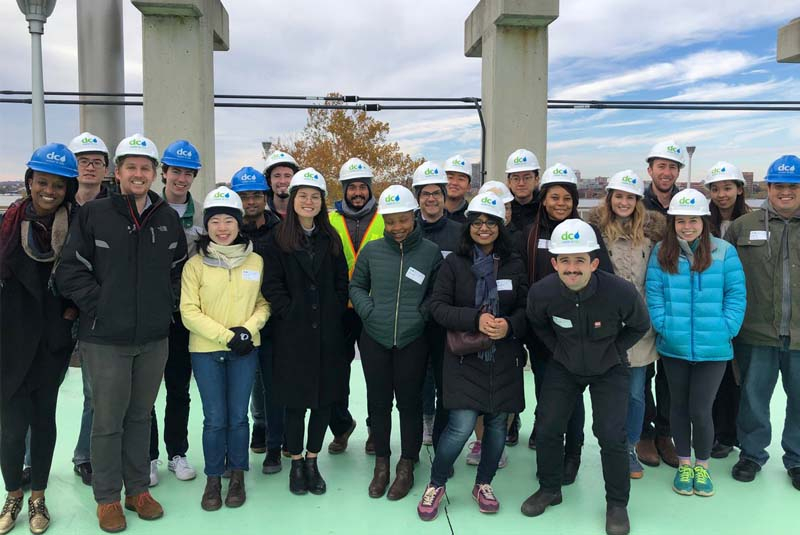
[646,189,745,499]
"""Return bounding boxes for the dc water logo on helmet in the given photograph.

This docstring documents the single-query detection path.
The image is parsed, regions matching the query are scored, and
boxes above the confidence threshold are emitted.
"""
[424,167,440,176]
[348,163,364,171]
[513,155,528,164]
[452,159,465,166]
[561,231,580,241]
[304,171,320,180]
[240,173,256,182]
[213,191,231,199]
[711,166,726,176]
[678,197,696,205]
[666,145,681,155]
[81,136,98,145]
[480,196,497,206]
[46,151,66,163]
[130,138,147,147]
[552,167,569,176]
[176,148,193,158]
[622,175,637,184]
[777,164,796,173]
[385,193,401,204]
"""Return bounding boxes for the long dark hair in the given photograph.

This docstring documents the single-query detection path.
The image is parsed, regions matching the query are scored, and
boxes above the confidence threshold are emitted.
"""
[657,215,712,274]
[709,185,751,238]
[526,182,580,282]
[457,212,513,259]
[274,187,342,256]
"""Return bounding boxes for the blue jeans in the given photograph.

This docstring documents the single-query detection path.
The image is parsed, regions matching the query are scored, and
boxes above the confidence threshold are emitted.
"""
[626,366,648,445]
[73,348,93,465]
[430,409,507,487]
[192,350,258,476]
[737,340,800,469]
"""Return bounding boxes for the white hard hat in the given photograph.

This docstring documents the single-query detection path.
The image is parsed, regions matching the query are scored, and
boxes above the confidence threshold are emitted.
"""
[69,132,108,156]
[647,139,685,168]
[264,151,299,174]
[667,188,710,216]
[412,161,447,188]
[465,191,506,221]
[606,170,644,198]
[704,161,744,186]
[115,133,159,164]
[289,167,327,194]
[549,219,600,254]
[505,148,540,174]
[478,180,514,203]
[443,154,472,178]
[203,186,244,215]
[378,184,418,215]
[339,157,374,182]
[540,163,578,188]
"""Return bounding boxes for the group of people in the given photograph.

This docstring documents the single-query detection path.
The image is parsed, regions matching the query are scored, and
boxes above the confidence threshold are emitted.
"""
[0,133,797,535]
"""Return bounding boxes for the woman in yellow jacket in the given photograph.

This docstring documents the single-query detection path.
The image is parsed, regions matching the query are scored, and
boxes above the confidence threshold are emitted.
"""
[180,186,269,512]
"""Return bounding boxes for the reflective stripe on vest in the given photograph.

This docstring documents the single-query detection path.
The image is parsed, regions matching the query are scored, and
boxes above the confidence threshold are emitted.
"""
[329,210,385,278]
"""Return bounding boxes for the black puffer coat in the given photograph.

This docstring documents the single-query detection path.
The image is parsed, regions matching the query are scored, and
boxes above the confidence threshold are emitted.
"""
[430,251,528,414]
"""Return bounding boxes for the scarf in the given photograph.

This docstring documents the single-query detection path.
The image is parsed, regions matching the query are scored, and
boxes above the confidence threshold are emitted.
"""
[201,241,253,270]
[0,197,70,280]
[472,245,499,362]
[341,195,376,220]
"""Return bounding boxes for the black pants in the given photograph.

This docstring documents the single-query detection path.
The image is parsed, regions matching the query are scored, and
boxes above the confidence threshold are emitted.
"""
[360,331,428,461]
[285,406,331,455]
[537,361,630,507]
[1,348,67,491]
[641,359,671,439]
[661,357,727,460]
[150,316,192,460]
[531,352,585,455]
[712,360,740,447]
[329,309,364,436]
[426,324,449,450]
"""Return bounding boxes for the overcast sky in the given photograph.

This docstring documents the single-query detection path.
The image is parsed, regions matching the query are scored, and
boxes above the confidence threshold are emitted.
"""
[1,0,798,183]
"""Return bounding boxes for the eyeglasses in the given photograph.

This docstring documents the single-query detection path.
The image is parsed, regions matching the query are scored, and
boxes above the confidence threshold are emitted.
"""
[78,158,106,168]
[470,219,499,229]
[297,193,322,203]
[238,192,266,201]
[420,190,443,199]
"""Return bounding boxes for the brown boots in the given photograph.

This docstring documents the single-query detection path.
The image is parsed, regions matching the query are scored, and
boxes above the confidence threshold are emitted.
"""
[201,477,222,511]
[225,470,246,508]
[386,458,414,501]
[369,457,390,498]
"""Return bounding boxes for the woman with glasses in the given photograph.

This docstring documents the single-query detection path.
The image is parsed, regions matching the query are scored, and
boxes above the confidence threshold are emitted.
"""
[417,192,528,520]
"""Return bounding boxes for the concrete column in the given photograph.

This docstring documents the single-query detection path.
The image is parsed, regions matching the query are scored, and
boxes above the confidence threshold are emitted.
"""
[77,0,126,168]
[465,0,558,180]
[131,0,229,198]
[777,17,800,63]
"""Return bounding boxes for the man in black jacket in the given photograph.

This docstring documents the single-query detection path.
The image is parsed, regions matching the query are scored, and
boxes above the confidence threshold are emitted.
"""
[56,134,187,533]
[412,161,462,449]
[522,220,649,535]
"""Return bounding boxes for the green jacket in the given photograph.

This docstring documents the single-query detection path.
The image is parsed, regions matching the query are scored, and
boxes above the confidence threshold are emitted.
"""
[725,202,800,349]
[349,224,442,350]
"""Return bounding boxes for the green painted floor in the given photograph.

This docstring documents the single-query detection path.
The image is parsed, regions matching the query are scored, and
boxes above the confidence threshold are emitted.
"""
[26,364,797,534]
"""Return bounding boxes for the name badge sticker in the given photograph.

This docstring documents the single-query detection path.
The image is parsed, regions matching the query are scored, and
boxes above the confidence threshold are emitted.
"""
[441,250,452,259]
[538,239,550,249]
[405,267,426,285]
[552,316,573,329]
[749,230,769,241]
[497,279,513,291]
[242,270,260,281]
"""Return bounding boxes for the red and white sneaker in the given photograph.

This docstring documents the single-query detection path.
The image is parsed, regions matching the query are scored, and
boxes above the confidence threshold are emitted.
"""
[417,484,446,521]
[472,483,500,513]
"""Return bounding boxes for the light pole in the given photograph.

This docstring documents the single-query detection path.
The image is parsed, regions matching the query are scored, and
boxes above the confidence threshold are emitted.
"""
[685,145,696,188]
[261,141,273,160]
[17,0,57,149]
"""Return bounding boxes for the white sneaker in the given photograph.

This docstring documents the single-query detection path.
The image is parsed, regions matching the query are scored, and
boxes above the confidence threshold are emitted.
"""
[149,459,162,487]
[498,450,508,469]
[168,455,197,481]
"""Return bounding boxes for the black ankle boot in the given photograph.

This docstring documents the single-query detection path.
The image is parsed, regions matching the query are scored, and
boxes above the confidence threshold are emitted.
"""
[303,456,327,495]
[289,459,308,495]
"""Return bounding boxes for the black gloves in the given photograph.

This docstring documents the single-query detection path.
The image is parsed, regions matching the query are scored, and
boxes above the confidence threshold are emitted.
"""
[227,326,254,356]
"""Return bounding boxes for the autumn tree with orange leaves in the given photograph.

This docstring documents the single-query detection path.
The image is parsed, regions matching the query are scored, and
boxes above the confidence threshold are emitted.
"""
[272,94,422,202]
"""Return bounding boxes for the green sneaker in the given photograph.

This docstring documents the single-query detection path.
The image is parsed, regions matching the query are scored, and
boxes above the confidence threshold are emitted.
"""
[693,465,714,497]
[672,465,694,495]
